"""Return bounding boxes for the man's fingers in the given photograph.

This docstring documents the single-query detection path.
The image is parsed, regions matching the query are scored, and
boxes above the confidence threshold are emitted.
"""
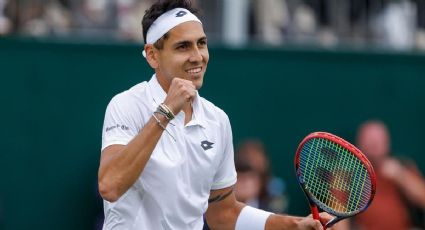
[299,216,324,230]
[314,219,324,230]
[172,77,196,88]
[303,213,331,230]
[164,77,198,113]
[306,219,323,230]
[319,213,331,221]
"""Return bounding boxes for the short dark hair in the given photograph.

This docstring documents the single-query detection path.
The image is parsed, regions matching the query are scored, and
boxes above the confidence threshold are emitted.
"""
[141,0,200,48]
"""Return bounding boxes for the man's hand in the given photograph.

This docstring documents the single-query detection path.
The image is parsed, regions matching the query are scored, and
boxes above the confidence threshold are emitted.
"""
[296,213,337,230]
[300,212,347,230]
[163,78,196,114]
[265,212,339,230]
[297,217,323,230]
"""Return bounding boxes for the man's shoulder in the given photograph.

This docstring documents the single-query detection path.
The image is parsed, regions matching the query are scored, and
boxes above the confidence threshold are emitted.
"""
[198,96,229,121]
[107,81,150,112]
[111,81,149,102]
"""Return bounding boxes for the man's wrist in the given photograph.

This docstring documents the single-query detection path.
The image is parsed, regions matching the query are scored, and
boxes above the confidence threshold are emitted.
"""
[266,214,301,230]
[152,112,176,141]
[153,111,170,124]
[235,206,273,230]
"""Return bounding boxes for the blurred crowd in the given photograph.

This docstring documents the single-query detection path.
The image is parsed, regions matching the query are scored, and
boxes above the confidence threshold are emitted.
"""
[1,0,425,50]
[230,120,425,230]
[0,0,154,40]
[254,0,425,50]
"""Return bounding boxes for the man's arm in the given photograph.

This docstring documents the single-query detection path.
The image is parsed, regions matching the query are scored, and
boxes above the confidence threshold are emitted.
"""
[205,187,326,230]
[98,78,197,202]
[205,187,245,229]
[98,114,170,202]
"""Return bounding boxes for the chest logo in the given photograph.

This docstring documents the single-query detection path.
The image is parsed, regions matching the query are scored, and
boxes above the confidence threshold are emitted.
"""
[201,140,214,151]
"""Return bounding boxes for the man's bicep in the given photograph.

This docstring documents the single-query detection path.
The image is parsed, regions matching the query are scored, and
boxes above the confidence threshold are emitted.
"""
[205,186,245,229]
[208,186,236,206]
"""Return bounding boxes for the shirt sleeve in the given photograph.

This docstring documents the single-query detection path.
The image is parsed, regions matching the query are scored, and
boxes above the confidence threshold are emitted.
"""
[101,94,142,151]
[211,113,237,190]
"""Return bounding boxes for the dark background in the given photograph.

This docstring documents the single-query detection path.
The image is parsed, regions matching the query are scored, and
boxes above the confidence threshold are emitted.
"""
[1,37,425,229]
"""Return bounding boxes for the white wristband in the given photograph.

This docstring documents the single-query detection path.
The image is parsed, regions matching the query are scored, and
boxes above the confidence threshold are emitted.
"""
[235,206,273,230]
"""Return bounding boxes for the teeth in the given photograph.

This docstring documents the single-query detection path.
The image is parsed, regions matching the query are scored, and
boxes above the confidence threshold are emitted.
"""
[187,68,201,74]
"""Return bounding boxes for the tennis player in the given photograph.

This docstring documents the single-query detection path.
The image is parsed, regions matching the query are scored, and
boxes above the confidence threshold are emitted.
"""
[98,0,333,229]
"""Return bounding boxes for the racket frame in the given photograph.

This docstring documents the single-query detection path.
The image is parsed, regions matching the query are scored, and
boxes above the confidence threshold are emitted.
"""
[294,132,377,228]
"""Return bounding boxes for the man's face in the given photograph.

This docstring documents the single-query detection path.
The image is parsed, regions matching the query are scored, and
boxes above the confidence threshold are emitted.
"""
[155,21,209,90]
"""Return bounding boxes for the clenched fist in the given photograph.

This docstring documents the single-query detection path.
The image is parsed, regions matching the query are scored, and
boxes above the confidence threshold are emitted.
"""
[163,77,197,115]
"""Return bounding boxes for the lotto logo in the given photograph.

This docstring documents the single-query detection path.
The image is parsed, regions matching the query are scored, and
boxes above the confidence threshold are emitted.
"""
[175,11,187,17]
[201,140,214,151]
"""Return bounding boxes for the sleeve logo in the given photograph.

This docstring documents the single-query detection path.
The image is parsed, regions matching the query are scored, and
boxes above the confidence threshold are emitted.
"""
[106,124,129,132]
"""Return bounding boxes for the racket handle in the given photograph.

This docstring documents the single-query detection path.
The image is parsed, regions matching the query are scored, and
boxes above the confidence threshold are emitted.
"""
[310,204,326,229]
[310,204,320,221]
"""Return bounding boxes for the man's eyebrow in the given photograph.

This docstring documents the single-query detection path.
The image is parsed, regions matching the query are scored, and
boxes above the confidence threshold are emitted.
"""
[173,40,191,47]
[198,36,207,41]
[173,36,207,47]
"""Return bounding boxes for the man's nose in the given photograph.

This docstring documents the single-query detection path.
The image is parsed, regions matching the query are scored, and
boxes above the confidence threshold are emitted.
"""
[189,46,203,62]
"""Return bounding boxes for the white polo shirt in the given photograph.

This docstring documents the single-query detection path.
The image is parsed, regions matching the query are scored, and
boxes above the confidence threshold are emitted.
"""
[101,74,237,230]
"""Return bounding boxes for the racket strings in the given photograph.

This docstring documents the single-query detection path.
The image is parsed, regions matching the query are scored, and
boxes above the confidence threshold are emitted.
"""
[314,140,370,212]
[299,138,372,215]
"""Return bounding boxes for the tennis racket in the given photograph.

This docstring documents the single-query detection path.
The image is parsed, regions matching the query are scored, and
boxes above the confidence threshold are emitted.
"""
[294,132,376,229]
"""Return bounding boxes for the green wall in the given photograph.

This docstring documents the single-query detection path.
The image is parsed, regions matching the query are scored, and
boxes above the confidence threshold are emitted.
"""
[1,37,425,229]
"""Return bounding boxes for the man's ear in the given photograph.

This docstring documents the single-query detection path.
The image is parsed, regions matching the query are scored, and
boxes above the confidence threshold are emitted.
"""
[145,44,159,69]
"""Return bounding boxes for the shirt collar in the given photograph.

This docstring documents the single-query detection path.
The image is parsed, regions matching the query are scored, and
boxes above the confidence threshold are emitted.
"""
[148,74,167,106]
[147,74,207,128]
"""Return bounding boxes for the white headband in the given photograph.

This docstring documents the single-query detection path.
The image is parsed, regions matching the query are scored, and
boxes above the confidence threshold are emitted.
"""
[143,8,202,57]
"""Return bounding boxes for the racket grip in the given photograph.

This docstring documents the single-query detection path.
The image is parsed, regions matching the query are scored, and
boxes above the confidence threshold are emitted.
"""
[310,204,326,229]
[310,204,320,221]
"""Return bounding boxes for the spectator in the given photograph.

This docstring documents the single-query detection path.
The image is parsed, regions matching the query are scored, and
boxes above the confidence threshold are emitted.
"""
[234,156,262,207]
[352,120,425,230]
[116,0,154,41]
[0,0,12,35]
[70,0,117,38]
[251,0,290,45]
[414,0,425,49]
[234,139,288,214]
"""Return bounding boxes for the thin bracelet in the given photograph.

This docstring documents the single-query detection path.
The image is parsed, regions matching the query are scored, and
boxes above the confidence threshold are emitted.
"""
[152,113,176,142]
[154,111,175,127]
[155,106,171,120]
[156,104,175,120]
[159,103,176,120]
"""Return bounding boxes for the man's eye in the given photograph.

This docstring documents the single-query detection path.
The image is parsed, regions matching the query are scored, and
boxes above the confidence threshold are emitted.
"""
[177,44,188,50]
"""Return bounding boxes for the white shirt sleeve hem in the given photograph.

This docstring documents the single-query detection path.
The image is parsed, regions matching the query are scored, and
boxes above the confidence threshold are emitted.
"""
[211,176,237,190]
[101,140,129,151]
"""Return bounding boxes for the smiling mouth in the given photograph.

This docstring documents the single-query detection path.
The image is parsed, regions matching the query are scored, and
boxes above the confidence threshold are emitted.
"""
[186,67,202,74]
